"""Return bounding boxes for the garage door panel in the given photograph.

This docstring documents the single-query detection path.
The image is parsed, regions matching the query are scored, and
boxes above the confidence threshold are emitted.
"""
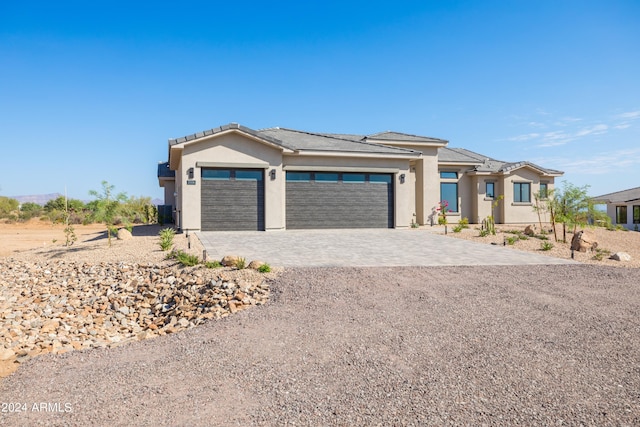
[201,170,264,231]
[286,175,393,229]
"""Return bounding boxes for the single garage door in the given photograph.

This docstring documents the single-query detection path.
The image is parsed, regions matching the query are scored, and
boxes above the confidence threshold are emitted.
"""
[201,168,265,231]
[286,171,394,229]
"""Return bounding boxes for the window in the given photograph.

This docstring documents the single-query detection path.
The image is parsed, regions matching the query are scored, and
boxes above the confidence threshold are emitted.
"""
[634,206,640,224]
[486,182,495,199]
[440,171,458,179]
[202,169,231,180]
[617,206,629,224]
[616,206,627,224]
[343,173,366,183]
[540,182,548,199]
[440,182,458,212]
[369,174,392,184]
[514,182,531,203]
[235,170,263,181]
[315,173,339,182]
[286,172,311,182]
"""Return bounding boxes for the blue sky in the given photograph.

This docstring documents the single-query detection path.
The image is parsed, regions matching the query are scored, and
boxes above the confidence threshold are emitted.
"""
[1,1,639,201]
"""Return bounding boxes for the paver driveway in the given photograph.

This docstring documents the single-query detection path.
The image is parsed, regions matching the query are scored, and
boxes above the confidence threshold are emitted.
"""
[196,228,574,267]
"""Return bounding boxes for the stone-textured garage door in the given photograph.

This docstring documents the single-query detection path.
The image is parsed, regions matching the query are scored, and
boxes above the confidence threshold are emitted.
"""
[201,169,265,231]
[286,171,394,229]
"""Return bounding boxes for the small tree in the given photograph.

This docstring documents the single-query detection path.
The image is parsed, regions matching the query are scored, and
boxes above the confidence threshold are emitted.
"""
[552,181,591,242]
[89,181,128,246]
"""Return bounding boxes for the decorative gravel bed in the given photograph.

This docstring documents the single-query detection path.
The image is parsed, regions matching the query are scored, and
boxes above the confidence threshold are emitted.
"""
[1,265,640,426]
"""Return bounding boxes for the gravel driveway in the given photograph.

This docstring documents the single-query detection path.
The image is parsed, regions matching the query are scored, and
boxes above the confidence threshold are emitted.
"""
[2,265,639,426]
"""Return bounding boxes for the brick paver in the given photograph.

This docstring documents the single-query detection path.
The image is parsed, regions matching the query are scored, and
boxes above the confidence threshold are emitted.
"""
[196,228,575,267]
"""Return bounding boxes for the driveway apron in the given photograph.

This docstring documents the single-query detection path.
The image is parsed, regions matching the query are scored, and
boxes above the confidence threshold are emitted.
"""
[196,229,575,267]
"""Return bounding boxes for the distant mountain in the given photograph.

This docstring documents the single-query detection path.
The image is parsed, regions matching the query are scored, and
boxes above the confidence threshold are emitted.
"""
[152,198,164,206]
[11,193,62,205]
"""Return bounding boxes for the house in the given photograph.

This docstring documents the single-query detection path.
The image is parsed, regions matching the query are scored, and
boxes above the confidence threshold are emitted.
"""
[592,187,640,230]
[158,123,563,232]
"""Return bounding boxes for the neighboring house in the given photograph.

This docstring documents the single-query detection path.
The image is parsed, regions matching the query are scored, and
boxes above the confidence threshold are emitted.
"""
[158,123,563,232]
[592,187,640,230]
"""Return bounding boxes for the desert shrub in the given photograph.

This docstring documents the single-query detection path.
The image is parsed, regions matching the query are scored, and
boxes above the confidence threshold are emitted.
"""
[506,236,519,245]
[592,248,611,261]
[0,196,19,217]
[452,224,464,233]
[172,250,200,266]
[258,263,271,273]
[478,229,489,237]
[459,217,469,228]
[540,241,554,251]
[159,228,176,251]
[236,257,247,270]
[204,260,223,269]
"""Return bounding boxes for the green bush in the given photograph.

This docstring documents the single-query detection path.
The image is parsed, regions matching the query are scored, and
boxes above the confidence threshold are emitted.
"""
[0,196,19,217]
[592,248,611,261]
[478,229,489,237]
[159,228,176,251]
[204,260,223,269]
[458,217,469,228]
[258,263,271,273]
[540,241,554,251]
[452,224,464,233]
[236,257,247,270]
[169,249,200,266]
[506,236,519,245]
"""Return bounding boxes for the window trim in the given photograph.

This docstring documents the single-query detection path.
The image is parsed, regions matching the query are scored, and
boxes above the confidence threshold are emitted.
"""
[539,182,549,200]
[634,205,640,224]
[513,182,531,204]
[440,182,459,213]
[616,205,628,224]
[439,171,458,179]
[485,181,495,199]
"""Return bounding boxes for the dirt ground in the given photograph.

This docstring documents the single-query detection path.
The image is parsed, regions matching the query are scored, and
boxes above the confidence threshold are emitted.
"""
[0,219,106,257]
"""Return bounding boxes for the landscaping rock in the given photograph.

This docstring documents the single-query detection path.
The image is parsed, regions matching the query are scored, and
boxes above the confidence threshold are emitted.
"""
[571,230,598,252]
[248,260,265,270]
[610,252,632,262]
[221,255,240,267]
[117,229,133,240]
[0,259,270,359]
[524,225,536,236]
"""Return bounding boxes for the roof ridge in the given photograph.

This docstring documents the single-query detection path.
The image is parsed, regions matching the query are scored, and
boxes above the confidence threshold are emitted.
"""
[269,127,420,154]
[367,130,447,143]
[593,186,640,198]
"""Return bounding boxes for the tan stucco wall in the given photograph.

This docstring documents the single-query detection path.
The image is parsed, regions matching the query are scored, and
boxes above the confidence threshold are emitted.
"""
[179,132,284,231]
[283,154,414,228]
[502,168,555,224]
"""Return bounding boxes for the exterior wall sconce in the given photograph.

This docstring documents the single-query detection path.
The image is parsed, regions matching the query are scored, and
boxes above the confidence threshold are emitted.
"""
[187,168,194,179]
[270,169,276,180]
[400,174,405,184]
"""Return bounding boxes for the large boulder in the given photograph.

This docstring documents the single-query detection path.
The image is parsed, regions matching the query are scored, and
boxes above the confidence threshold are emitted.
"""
[117,228,133,240]
[221,255,240,267]
[524,225,536,236]
[570,230,598,252]
[248,260,265,270]
[610,252,632,262]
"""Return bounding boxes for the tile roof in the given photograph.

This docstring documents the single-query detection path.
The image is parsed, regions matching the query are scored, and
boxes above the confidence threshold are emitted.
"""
[592,186,640,203]
[438,147,562,176]
[366,131,448,144]
[258,128,419,155]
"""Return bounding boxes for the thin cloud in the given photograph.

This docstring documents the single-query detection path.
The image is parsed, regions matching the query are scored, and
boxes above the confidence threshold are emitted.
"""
[617,111,640,120]
[541,148,640,175]
[508,133,540,142]
[575,124,608,137]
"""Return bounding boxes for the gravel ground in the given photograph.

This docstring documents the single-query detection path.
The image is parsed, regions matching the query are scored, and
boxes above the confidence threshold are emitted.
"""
[1,264,639,426]
[439,224,640,268]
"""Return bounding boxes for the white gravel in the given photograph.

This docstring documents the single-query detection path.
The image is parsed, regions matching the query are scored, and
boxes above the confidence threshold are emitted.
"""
[1,264,640,426]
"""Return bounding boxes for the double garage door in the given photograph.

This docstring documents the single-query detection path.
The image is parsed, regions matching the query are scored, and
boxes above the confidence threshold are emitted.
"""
[200,168,394,231]
[285,171,394,229]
